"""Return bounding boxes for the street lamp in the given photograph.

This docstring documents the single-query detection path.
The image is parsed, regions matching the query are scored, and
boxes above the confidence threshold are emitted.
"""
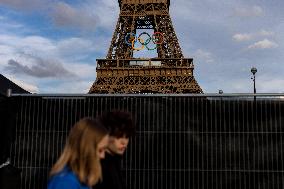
[251,67,257,94]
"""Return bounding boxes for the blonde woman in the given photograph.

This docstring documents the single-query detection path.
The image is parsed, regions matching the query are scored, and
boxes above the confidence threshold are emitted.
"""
[48,118,109,189]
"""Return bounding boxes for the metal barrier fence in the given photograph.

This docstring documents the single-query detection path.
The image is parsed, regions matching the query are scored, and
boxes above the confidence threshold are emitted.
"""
[3,94,284,189]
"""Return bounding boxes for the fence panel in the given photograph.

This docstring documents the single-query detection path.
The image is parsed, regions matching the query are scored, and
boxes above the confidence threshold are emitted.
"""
[4,95,284,189]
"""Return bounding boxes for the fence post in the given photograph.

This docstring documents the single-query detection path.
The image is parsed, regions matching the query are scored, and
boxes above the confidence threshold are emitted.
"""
[6,89,12,97]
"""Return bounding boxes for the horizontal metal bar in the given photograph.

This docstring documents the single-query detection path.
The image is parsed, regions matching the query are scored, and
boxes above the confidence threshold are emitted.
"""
[10,93,284,97]
[96,58,193,61]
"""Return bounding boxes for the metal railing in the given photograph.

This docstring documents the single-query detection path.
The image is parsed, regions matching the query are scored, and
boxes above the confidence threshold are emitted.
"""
[96,58,194,68]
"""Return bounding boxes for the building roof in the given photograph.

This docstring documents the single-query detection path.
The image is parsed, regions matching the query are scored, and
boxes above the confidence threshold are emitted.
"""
[0,74,30,96]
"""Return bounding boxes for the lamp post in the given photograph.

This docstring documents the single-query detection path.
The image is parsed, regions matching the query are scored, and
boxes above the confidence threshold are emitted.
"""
[251,67,257,99]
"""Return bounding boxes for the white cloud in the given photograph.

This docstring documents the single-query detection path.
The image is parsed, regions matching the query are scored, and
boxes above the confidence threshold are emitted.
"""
[0,34,57,57]
[0,31,100,93]
[51,2,99,31]
[42,80,93,94]
[21,36,57,53]
[57,38,96,56]
[87,0,119,29]
[258,30,274,37]
[5,75,39,93]
[0,45,16,56]
[193,49,214,63]
[248,39,278,49]
[233,30,275,42]
[233,33,252,42]
[234,5,264,17]
[0,32,102,63]
[0,44,17,67]
[67,63,96,78]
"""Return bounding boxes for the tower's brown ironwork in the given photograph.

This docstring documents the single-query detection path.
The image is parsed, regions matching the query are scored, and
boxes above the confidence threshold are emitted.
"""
[89,0,203,94]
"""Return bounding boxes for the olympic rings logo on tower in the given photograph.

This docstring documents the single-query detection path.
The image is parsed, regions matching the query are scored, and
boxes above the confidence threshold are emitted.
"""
[125,32,164,51]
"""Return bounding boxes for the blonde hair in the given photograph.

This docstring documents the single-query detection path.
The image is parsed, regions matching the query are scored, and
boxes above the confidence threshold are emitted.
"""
[50,117,108,187]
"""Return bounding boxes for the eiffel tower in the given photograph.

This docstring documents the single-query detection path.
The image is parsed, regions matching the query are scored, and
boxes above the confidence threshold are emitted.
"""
[89,0,203,94]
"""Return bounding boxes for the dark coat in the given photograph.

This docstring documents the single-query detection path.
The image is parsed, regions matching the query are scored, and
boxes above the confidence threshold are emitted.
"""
[95,153,125,189]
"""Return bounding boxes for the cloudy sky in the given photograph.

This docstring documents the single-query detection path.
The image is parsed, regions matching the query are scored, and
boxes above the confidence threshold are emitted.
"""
[0,0,283,93]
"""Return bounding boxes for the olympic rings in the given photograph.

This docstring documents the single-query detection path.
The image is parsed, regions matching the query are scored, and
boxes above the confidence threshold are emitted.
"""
[125,31,164,51]
[137,32,157,50]
[125,32,137,46]
[132,38,145,51]
[152,32,164,45]
[138,32,152,45]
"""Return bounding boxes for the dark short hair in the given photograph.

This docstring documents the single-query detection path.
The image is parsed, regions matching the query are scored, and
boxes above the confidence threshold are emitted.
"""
[98,110,135,138]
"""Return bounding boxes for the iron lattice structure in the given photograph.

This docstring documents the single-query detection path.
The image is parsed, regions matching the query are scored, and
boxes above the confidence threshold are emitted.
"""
[89,0,203,94]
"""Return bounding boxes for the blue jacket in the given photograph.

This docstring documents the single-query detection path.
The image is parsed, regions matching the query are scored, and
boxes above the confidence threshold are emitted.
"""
[48,166,90,189]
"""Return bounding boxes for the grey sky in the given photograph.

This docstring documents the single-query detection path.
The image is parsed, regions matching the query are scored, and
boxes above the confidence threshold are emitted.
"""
[0,0,283,93]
